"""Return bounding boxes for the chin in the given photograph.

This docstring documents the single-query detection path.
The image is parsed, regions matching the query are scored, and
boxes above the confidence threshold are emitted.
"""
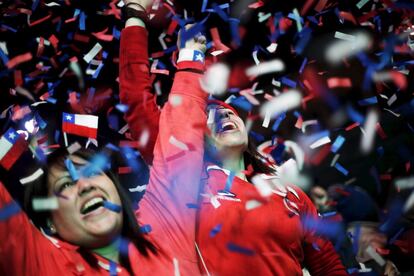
[85,214,122,238]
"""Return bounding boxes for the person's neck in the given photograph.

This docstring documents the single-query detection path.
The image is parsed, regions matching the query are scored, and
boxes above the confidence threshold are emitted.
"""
[92,238,120,263]
[220,151,246,180]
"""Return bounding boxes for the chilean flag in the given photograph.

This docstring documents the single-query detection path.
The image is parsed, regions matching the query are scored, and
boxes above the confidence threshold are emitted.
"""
[62,113,98,139]
[0,128,28,170]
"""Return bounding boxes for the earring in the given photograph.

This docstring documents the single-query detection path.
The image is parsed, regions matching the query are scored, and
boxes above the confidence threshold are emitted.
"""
[46,219,57,234]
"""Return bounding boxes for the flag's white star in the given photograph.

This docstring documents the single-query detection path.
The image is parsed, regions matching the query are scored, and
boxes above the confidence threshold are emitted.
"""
[195,53,204,61]
[8,132,16,140]
[66,115,72,120]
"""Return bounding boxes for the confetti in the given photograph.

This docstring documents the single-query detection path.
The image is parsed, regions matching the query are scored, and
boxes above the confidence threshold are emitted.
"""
[260,90,302,119]
[245,59,285,77]
[103,201,122,213]
[32,197,59,211]
[0,201,21,221]
[19,168,44,185]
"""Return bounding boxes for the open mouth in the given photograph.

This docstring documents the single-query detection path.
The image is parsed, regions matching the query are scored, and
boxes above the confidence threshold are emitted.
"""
[81,197,106,215]
[217,121,237,133]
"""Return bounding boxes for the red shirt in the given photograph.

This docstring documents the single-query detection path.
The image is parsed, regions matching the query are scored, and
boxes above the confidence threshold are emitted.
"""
[0,26,207,275]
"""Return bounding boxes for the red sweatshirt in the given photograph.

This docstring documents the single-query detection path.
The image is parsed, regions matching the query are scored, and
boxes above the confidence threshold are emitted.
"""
[0,27,207,275]
[119,27,347,275]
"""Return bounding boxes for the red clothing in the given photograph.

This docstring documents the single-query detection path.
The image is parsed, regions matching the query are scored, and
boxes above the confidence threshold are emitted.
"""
[119,27,347,275]
[197,167,347,276]
[0,27,206,275]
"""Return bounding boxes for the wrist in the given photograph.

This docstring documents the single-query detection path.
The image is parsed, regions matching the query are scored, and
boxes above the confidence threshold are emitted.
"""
[122,3,149,27]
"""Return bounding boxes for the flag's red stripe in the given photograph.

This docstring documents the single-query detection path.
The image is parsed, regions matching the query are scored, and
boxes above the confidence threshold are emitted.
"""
[62,122,97,139]
[0,136,27,170]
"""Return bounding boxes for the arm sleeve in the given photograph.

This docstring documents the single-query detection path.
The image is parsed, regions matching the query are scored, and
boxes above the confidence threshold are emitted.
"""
[0,182,46,275]
[138,58,207,272]
[119,26,160,165]
[300,190,348,276]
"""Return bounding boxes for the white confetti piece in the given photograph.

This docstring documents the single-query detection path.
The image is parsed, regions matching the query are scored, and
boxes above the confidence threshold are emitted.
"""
[45,2,61,7]
[129,184,147,193]
[330,154,340,167]
[284,141,304,170]
[173,258,180,276]
[118,124,129,135]
[395,176,414,190]
[246,59,284,77]
[20,168,44,185]
[360,109,378,153]
[252,50,260,65]
[266,42,277,53]
[365,246,386,267]
[169,136,189,151]
[83,43,102,64]
[252,175,273,197]
[246,200,262,210]
[356,0,370,9]
[309,136,331,149]
[32,197,59,211]
[67,142,82,154]
[210,50,224,56]
[260,90,302,119]
[403,192,414,213]
[170,95,182,106]
[139,129,150,147]
[200,63,230,95]
[326,32,371,63]
[262,111,271,128]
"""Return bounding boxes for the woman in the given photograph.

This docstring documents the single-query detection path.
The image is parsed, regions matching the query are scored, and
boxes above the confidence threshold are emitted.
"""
[0,1,208,274]
[120,1,347,275]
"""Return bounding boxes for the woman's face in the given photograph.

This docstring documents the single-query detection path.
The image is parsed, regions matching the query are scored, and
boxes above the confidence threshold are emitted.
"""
[47,155,123,248]
[206,106,248,154]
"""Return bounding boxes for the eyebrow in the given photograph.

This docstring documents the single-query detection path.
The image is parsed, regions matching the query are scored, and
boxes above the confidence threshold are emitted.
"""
[53,172,72,186]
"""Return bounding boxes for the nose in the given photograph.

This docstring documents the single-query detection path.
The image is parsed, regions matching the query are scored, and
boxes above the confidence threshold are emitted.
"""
[217,110,230,120]
[77,177,96,196]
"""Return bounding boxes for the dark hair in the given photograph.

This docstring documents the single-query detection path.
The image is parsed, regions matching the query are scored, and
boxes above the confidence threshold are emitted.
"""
[24,147,157,266]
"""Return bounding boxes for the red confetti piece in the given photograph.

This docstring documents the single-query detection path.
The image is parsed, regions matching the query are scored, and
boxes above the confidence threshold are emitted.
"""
[327,77,352,88]
[74,33,90,43]
[49,34,59,50]
[166,150,186,162]
[338,11,358,25]
[390,71,407,90]
[166,20,179,36]
[6,52,33,69]
[310,144,331,165]
[248,1,264,9]
[294,115,303,129]
[119,140,140,148]
[345,122,360,131]
[29,14,52,27]
[380,174,392,180]
[314,0,328,12]
[37,37,45,57]
[210,28,231,53]
[118,166,132,174]
[375,123,387,139]
[14,70,23,86]
[92,28,114,42]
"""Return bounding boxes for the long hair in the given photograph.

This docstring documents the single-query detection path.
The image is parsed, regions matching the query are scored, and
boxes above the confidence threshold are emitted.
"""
[24,147,157,267]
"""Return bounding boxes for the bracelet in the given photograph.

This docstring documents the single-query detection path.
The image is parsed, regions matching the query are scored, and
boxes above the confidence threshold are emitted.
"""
[122,3,150,26]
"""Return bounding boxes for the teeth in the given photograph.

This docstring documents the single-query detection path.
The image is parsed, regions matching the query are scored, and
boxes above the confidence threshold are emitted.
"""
[82,197,104,213]
[221,122,236,130]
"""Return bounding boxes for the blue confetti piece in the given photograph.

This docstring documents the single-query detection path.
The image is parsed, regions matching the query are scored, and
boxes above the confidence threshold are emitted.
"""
[109,260,117,276]
[0,201,21,221]
[334,163,349,176]
[92,63,104,79]
[347,268,359,274]
[346,105,364,124]
[103,201,122,213]
[303,216,343,239]
[201,0,208,12]
[312,242,321,251]
[34,113,47,129]
[351,224,360,255]
[358,96,378,106]
[227,243,255,256]
[79,12,86,31]
[81,153,109,178]
[303,130,330,146]
[186,203,199,209]
[249,131,265,143]
[331,135,345,153]
[229,18,241,47]
[87,87,95,104]
[46,97,57,104]
[32,0,40,11]
[0,48,9,65]
[140,224,152,234]
[294,27,312,55]
[121,147,141,172]
[229,96,252,111]
[65,158,79,181]
[270,144,285,164]
[112,27,121,40]
[281,77,297,88]
[210,224,222,237]
[299,58,307,74]
[225,171,235,191]
[321,211,337,218]
[1,24,17,33]
[272,113,286,131]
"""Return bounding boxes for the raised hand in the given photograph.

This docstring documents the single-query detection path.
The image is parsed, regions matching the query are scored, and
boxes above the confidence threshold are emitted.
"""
[177,24,207,54]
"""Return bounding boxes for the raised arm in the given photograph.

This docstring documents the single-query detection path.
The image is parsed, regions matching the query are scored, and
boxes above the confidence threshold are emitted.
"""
[138,27,208,274]
[119,0,160,165]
